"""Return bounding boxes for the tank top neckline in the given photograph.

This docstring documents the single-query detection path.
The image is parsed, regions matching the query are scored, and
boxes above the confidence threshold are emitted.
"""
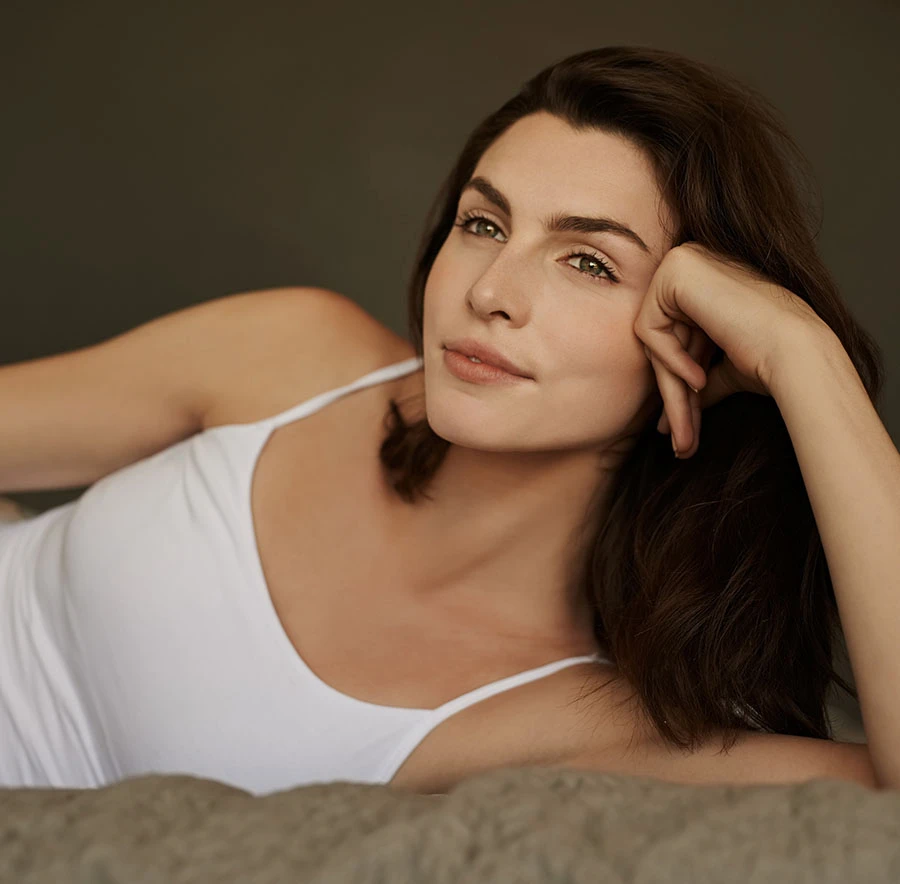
[218,353,607,716]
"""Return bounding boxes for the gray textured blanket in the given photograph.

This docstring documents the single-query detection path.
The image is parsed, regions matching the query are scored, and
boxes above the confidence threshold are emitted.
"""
[2,766,899,883]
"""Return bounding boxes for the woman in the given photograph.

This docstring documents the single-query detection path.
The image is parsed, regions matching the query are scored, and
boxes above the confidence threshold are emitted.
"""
[0,46,892,796]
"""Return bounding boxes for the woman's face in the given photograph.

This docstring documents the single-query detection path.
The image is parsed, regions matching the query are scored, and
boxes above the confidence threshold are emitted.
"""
[421,111,677,456]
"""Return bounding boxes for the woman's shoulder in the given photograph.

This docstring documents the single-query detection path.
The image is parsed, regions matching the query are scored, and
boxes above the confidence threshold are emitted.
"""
[200,286,415,430]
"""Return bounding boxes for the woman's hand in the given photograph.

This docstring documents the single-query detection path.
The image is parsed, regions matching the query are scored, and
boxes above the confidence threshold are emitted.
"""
[634,242,832,458]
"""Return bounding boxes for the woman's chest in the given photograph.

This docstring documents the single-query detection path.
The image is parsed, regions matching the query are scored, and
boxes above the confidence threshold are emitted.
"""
[247,387,589,702]
[208,374,614,792]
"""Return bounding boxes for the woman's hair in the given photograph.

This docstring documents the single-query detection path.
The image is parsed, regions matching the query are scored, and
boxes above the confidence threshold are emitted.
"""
[377,45,885,752]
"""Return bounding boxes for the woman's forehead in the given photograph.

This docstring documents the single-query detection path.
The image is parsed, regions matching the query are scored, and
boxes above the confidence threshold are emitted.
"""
[471,114,675,260]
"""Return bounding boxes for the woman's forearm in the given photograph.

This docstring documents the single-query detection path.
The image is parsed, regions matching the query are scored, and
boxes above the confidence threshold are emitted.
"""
[770,326,900,789]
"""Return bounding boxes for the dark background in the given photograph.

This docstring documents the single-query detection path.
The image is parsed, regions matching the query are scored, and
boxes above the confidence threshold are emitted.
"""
[4,0,898,741]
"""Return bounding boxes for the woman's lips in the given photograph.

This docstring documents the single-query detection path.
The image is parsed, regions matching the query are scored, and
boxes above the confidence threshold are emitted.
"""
[442,339,532,378]
[443,348,533,385]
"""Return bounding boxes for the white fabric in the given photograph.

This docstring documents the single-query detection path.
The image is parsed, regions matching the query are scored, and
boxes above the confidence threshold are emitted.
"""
[0,355,608,796]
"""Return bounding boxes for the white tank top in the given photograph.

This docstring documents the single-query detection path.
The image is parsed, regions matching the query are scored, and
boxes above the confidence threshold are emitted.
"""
[0,355,609,796]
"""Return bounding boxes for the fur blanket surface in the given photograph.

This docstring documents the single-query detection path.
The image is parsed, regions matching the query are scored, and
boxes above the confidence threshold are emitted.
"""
[2,766,899,883]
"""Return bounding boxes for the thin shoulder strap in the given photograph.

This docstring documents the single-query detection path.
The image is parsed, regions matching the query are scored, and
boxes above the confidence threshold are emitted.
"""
[376,651,612,782]
[267,355,424,431]
[430,652,610,719]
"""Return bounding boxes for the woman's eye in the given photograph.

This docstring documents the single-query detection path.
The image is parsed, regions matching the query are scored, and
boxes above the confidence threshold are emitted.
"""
[456,215,505,240]
[564,252,620,284]
[453,212,620,284]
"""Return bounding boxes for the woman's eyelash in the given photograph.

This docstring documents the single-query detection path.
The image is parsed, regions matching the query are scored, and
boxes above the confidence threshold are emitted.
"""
[453,210,621,284]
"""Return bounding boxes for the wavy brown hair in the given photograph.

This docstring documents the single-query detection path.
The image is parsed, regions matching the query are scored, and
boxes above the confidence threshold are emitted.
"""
[377,45,885,752]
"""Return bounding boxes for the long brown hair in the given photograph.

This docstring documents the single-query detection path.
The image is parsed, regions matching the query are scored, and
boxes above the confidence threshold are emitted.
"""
[378,45,885,752]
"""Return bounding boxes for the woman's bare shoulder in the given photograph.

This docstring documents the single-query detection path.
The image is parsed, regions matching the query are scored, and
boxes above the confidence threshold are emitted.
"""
[200,286,414,429]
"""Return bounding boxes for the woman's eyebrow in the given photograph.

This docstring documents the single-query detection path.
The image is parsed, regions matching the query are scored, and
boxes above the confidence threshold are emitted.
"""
[461,175,653,258]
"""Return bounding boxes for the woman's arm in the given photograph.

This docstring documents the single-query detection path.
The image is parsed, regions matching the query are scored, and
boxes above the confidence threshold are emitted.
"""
[768,324,900,790]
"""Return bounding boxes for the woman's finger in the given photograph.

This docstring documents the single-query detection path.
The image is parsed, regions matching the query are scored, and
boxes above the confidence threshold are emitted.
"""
[680,328,713,457]
[647,347,692,454]
[656,328,711,454]
[637,306,707,392]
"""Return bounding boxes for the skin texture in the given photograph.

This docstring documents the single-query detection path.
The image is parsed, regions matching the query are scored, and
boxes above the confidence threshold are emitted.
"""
[387,112,677,645]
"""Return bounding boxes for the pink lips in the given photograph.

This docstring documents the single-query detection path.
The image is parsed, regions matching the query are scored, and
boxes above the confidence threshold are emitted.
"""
[443,348,532,384]
[442,338,532,378]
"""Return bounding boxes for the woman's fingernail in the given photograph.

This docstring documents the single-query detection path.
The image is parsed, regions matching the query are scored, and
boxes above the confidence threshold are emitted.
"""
[689,385,699,394]
[672,435,679,456]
